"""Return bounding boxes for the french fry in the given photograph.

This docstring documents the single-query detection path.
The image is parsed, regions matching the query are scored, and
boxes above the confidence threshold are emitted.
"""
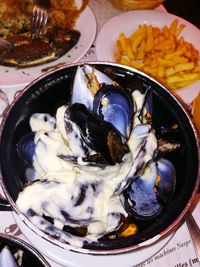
[115,19,200,91]
[165,67,177,77]
[157,57,176,67]
[167,73,200,83]
[157,65,164,78]
[115,50,121,62]
[143,66,158,75]
[162,25,171,38]
[164,46,187,59]
[178,36,185,45]
[130,24,146,41]
[118,33,127,54]
[120,57,131,67]
[130,60,144,69]
[193,65,200,72]
[176,24,185,36]
[136,39,145,60]
[169,19,178,35]
[152,27,161,37]
[170,79,198,89]
[145,25,153,52]
[150,58,158,68]
[131,33,145,54]
[126,39,135,60]
[165,62,194,77]
[174,62,195,72]
[172,56,189,64]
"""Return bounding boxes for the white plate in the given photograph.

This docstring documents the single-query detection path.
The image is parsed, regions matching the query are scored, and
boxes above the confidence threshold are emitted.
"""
[0,6,96,89]
[96,10,200,103]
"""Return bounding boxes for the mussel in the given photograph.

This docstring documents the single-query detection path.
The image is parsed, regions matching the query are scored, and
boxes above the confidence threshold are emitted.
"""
[71,65,113,110]
[64,103,129,165]
[71,65,134,139]
[122,158,176,220]
[0,246,18,267]
[0,241,46,267]
[17,132,35,167]
[93,84,134,139]
[16,112,57,167]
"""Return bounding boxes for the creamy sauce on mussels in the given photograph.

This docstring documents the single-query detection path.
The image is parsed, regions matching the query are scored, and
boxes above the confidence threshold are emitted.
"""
[16,90,158,248]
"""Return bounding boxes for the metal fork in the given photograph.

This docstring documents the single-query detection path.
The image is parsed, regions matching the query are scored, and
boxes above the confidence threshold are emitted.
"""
[30,0,50,39]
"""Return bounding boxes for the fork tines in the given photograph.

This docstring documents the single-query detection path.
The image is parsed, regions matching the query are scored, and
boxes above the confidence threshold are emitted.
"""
[31,5,48,39]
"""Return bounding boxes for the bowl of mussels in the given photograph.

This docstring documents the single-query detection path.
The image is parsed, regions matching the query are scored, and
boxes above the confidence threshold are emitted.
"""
[0,62,199,258]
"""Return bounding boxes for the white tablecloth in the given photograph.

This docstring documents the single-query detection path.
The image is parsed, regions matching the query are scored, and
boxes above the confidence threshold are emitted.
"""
[0,1,199,266]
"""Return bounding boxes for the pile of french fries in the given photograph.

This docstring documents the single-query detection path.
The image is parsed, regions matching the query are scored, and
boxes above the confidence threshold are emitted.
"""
[115,19,200,90]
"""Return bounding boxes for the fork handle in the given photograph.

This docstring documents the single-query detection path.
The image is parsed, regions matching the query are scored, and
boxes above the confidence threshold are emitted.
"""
[36,0,50,9]
[186,212,200,260]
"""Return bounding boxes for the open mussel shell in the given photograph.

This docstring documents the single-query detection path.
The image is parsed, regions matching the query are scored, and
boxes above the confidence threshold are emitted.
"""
[71,65,113,110]
[122,159,176,221]
[16,132,35,167]
[71,65,134,139]
[0,234,50,266]
[65,103,128,164]
[93,84,134,139]
[0,62,199,255]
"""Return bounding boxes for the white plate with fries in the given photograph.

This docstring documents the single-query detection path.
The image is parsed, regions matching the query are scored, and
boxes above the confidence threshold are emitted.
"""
[96,10,200,103]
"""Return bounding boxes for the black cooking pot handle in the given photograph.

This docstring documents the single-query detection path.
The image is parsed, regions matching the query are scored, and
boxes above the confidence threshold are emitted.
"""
[0,197,12,211]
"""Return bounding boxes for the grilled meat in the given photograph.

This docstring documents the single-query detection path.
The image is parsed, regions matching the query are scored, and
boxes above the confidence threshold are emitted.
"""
[0,28,80,67]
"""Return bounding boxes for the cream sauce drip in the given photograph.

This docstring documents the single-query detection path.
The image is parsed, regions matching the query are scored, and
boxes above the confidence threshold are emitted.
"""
[16,90,158,248]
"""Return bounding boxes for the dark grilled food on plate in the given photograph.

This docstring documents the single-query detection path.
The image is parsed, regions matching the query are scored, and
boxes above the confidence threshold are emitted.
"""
[0,0,88,67]
[0,28,81,67]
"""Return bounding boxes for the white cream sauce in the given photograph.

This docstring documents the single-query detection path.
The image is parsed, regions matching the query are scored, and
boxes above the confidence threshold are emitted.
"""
[16,90,158,248]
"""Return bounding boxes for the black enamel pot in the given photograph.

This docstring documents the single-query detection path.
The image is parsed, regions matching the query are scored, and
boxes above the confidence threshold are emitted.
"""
[0,62,199,262]
[0,233,50,266]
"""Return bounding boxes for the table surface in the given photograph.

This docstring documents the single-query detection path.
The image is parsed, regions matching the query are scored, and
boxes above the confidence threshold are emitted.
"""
[0,1,200,266]
[164,0,200,28]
